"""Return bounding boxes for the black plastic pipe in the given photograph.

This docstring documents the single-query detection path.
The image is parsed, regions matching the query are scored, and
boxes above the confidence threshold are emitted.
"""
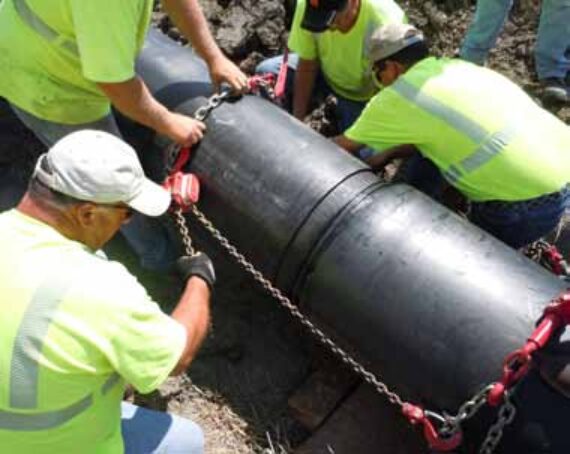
[137,29,570,448]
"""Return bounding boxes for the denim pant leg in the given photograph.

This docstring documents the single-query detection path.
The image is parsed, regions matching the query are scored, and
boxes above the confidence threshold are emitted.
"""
[335,96,367,131]
[334,96,376,159]
[10,104,122,146]
[0,166,28,211]
[460,0,514,64]
[400,154,446,200]
[535,0,570,80]
[121,402,204,454]
[10,104,178,271]
[469,191,570,249]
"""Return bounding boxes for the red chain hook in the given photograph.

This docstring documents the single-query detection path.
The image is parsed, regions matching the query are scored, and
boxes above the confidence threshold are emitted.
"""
[163,146,200,211]
[402,403,463,451]
[542,243,570,276]
[488,291,570,406]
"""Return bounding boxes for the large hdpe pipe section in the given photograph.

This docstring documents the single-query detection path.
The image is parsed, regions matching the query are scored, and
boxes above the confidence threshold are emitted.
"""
[137,30,569,423]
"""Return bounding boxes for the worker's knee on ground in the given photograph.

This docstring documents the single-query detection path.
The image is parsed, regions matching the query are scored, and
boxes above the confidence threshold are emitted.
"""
[122,402,205,454]
[169,415,205,454]
[255,55,283,75]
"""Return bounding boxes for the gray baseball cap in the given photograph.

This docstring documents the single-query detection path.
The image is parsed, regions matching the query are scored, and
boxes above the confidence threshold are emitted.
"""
[369,23,424,63]
[33,130,171,217]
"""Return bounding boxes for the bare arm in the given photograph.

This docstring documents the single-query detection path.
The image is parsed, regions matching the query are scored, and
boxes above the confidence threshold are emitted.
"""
[333,134,364,155]
[170,277,211,375]
[161,0,247,92]
[98,77,205,146]
[365,145,417,170]
[293,58,320,121]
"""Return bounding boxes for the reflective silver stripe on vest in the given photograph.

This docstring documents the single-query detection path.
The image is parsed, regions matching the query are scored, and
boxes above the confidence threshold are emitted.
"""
[3,270,122,430]
[10,273,71,409]
[393,78,518,183]
[0,395,93,431]
[13,0,79,56]
[101,373,121,396]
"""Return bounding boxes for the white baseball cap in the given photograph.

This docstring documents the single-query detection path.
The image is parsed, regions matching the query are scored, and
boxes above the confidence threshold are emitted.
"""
[369,23,425,63]
[33,130,171,217]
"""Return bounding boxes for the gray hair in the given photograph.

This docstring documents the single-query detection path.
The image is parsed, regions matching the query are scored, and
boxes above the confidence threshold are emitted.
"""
[28,156,83,210]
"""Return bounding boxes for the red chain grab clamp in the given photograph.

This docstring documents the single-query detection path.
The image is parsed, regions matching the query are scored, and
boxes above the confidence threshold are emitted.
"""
[249,48,289,103]
[402,403,463,451]
[163,170,200,212]
[542,243,570,276]
[163,146,200,211]
[488,291,570,406]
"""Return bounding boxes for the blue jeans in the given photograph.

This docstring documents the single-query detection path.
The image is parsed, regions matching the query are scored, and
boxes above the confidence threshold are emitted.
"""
[470,187,570,249]
[9,105,179,271]
[256,54,368,132]
[400,154,445,200]
[121,402,204,454]
[401,154,569,248]
[460,0,570,80]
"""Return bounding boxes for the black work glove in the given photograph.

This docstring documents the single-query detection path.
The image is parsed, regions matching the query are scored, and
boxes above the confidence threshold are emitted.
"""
[175,252,216,291]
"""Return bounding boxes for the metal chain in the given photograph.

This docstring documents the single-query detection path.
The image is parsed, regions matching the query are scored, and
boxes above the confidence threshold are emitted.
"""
[523,240,549,265]
[166,85,519,452]
[186,205,520,454]
[194,90,232,121]
[173,208,195,256]
[188,204,405,407]
[165,90,233,171]
[439,385,494,437]
[479,392,517,454]
[252,77,277,101]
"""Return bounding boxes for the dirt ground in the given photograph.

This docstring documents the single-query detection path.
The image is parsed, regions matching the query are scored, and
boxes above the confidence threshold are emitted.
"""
[1,0,569,453]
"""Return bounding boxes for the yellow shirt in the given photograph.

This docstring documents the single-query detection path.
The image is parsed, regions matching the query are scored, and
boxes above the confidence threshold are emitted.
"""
[0,210,186,453]
[0,0,153,123]
[288,0,406,101]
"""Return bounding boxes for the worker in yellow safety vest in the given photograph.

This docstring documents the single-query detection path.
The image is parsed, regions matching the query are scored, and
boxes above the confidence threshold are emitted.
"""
[0,0,248,271]
[335,23,570,249]
[0,130,215,453]
[256,0,406,140]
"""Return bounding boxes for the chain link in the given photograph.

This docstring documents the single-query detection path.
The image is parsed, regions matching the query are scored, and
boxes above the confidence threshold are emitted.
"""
[194,90,232,122]
[250,76,277,100]
[181,204,518,454]
[165,90,233,172]
[479,392,517,454]
[189,204,405,407]
[166,86,519,453]
[173,208,195,256]
[439,385,494,437]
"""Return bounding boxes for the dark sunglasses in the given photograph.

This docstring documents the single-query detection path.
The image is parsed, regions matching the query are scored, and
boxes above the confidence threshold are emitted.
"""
[324,1,349,29]
[325,10,338,28]
[101,203,134,220]
[372,60,388,73]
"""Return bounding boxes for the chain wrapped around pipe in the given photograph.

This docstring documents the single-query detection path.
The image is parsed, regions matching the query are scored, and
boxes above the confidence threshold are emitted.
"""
[162,84,548,453]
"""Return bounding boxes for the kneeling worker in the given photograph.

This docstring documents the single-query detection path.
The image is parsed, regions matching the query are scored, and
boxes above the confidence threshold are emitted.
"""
[335,23,570,249]
[0,130,214,453]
